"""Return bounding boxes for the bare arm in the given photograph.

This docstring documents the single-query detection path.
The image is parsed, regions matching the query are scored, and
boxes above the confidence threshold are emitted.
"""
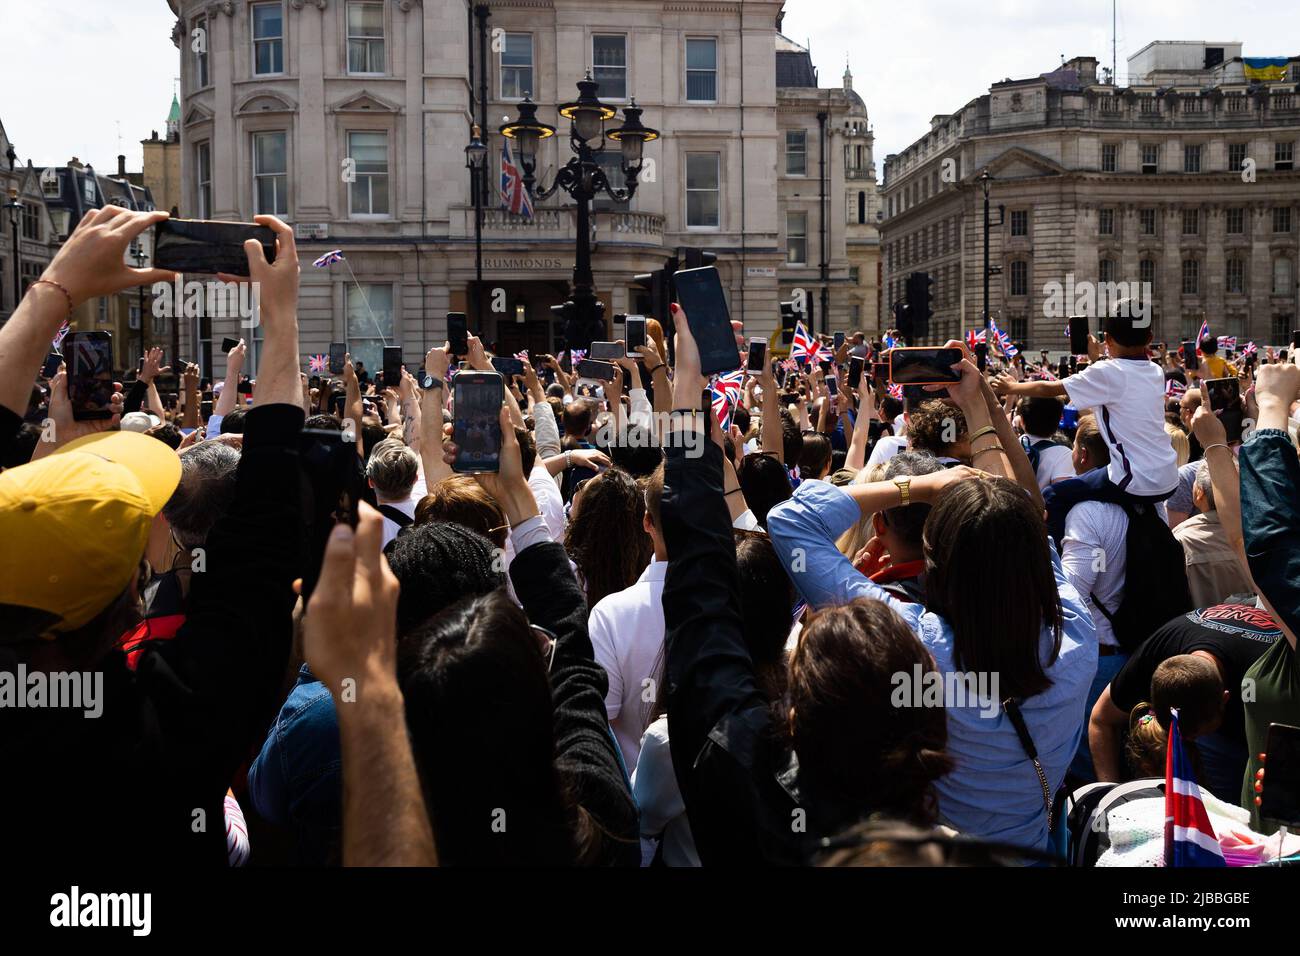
[758,360,784,465]
[420,345,453,486]
[845,380,875,472]
[1088,685,1129,783]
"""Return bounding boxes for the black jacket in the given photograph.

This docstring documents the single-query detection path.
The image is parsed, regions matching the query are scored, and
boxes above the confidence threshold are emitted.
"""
[661,440,860,865]
[1,403,305,866]
[508,538,641,866]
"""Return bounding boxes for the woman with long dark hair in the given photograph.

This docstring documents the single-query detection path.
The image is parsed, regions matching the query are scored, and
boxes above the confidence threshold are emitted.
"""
[564,466,652,608]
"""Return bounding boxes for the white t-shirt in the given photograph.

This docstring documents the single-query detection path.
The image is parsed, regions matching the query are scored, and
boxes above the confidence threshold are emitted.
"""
[1063,358,1177,497]
[1061,500,1127,648]
[377,495,418,549]
[588,560,667,771]
[866,434,908,470]
[1022,434,1076,491]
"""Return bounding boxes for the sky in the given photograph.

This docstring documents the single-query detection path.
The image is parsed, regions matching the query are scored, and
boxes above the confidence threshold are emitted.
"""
[1,0,1297,177]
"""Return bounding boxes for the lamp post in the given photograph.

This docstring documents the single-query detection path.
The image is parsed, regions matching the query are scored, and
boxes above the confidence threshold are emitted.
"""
[131,244,148,367]
[4,186,22,320]
[978,169,1004,365]
[465,124,488,284]
[501,74,658,349]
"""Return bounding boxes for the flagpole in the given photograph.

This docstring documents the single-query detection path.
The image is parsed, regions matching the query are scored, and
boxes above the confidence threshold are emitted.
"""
[340,258,387,347]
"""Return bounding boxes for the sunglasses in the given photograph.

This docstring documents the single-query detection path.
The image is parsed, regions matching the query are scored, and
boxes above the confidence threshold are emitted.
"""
[531,623,558,672]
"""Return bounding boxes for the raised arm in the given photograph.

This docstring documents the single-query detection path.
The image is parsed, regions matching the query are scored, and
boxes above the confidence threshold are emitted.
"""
[845,375,875,472]
[758,359,784,465]
[419,345,453,487]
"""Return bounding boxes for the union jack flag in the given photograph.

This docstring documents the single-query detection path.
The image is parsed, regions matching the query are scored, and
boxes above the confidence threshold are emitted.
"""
[1217,336,1237,352]
[514,349,530,363]
[713,369,745,401]
[1196,319,1211,352]
[887,383,903,400]
[52,321,71,350]
[1166,378,1187,399]
[1164,708,1225,867]
[568,348,587,366]
[710,386,732,429]
[501,139,534,218]
[965,328,987,351]
[1241,341,1258,356]
[790,320,817,365]
[308,354,328,374]
[780,358,799,374]
[989,319,1019,359]
[312,249,345,268]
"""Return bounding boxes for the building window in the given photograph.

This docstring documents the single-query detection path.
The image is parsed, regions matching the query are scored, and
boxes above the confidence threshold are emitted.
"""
[685,38,717,102]
[849,266,861,284]
[500,33,533,99]
[1227,207,1245,235]
[1182,259,1199,295]
[1228,142,1248,172]
[1099,208,1115,237]
[20,203,40,241]
[347,131,389,217]
[1183,144,1202,173]
[1008,317,1028,342]
[1141,144,1159,173]
[193,15,209,86]
[1100,258,1117,283]
[1139,258,1156,287]
[786,212,808,265]
[1275,258,1295,296]
[1139,208,1156,235]
[592,35,626,100]
[346,283,395,375]
[1182,208,1199,236]
[252,131,288,216]
[128,303,141,331]
[196,142,212,219]
[1277,141,1295,172]
[1227,258,1245,295]
[1010,209,1028,237]
[346,2,385,74]
[857,191,866,224]
[1276,207,1293,234]
[685,152,720,228]
[785,130,807,176]
[1101,143,1118,172]
[251,3,284,76]
[1010,260,1028,296]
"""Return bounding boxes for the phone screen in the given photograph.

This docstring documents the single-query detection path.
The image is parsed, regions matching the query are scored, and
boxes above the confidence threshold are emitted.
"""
[1068,316,1090,356]
[871,362,888,389]
[447,313,469,357]
[889,347,962,385]
[1182,341,1199,371]
[1205,377,1244,443]
[298,427,363,601]
[491,356,524,379]
[62,331,115,421]
[1291,330,1300,350]
[329,342,346,375]
[847,355,864,389]
[590,341,623,362]
[826,375,838,397]
[625,316,646,355]
[453,373,503,473]
[1058,358,1070,379]
[383,346,403,387]
[833,332,845,351]
[221,337,240,354]
[747,338,766,373]
[41,352,63,379]
[674,267,740,376]
[577,359,617,382]
[153,219,275,277]
[1260,722,1300,825]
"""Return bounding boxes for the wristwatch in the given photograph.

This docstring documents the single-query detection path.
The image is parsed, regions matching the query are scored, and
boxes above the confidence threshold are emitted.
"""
[421,372,444,390]
[893,476,911,507]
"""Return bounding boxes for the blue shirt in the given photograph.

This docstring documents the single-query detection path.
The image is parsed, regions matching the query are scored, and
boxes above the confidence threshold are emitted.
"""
[766,480,1098,852]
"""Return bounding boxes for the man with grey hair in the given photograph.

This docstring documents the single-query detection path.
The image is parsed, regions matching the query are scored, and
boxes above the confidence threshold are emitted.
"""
[1173,460,1254,606]
[858,451,946,604]
[366,436,420,546]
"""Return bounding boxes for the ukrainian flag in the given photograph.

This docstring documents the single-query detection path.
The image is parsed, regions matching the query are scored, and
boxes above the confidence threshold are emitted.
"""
[1243,57,1291,82]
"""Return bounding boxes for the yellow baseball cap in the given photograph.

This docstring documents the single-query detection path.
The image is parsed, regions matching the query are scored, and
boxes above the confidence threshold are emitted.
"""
[0,430,181,638]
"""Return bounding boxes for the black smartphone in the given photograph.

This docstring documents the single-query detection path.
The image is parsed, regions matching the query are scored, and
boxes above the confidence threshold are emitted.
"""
[589,341,623,362]
[383,346,403,388]
[1204,377,1244,443]
[847,355,864,389]
[625,315,646,356]
[1068,315,1090,356]
[200,399,214,420]
[818,359,833,375]
[673,266,740,376]
[452,371,504,473]
[577,359,617,382]
[237,378,254,396]
[1182,341,1200,371]
[491,356,524,379]
[41,352,63,379]
[833,331,845,351]
[61,331,114,421]
[826,375,838,397]
[327,342,346,375]
[1058,357,1071,379]
[221,337,241,354]
[889,347,963,385]
[153,218,275,277]
[298,427,363,601]
[747,337,767,373]
[1260,722,1300,825]
[447,312,469,357]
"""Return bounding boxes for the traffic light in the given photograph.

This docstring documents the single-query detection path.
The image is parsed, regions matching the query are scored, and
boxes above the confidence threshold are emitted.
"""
[632,264,671,328]
[893,300,911,341]
[779,301,797,345]
[676,247,717,272]
[905,272,934,341]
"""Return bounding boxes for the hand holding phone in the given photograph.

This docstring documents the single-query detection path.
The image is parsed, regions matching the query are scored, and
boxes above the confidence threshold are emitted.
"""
[889,347,963,386]
[154,218,276,277]
[61,331,115,421]
[447,313,469,357]
[452,371,504,473]
[673,267,740,376]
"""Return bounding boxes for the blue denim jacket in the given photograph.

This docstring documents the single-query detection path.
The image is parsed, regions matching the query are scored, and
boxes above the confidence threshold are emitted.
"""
[1240,429,1300,638]
[766,480,1098,853]
[247,665,342,865]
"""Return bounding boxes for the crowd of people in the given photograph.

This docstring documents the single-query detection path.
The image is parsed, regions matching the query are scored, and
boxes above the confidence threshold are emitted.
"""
[1,206,1298,868]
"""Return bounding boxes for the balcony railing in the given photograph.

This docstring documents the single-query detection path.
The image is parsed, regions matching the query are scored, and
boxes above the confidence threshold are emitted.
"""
[452,205,665,246]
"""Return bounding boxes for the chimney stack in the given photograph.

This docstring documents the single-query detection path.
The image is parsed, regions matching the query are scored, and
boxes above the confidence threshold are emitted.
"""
[118,154,127,176]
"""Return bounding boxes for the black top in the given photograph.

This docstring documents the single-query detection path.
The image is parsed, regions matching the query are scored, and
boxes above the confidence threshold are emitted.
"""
[508,537,641,866]
[1,403,305,866]
[1108,604,1282,742]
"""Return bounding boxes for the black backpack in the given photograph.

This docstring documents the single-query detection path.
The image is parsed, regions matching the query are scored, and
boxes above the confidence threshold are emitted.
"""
[1089,498,1193,653]
[377,504,413,529]
[1020,436,1058,475]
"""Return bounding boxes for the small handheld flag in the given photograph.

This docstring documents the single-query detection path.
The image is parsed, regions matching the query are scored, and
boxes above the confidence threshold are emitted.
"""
[791,321,817,365]
[312,249,345,268]
[1164,707,1225,867]
[308,354,327,374]
[1195,319,1211,353]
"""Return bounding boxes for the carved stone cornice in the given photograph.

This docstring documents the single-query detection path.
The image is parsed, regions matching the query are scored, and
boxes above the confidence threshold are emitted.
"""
[207,1,235,17]
[290,0,328,9]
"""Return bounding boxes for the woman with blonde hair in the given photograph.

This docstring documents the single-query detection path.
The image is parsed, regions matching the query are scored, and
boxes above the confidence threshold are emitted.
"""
[1164,421,1190,467]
